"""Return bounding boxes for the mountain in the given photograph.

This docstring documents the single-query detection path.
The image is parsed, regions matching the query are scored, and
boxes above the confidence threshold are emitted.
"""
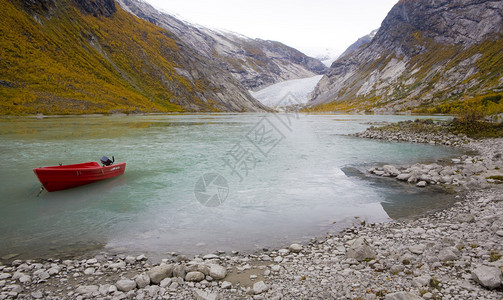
[117,0,327,91]
[0,0,267,115]
[338,29,378,58]
[308,0,503,114]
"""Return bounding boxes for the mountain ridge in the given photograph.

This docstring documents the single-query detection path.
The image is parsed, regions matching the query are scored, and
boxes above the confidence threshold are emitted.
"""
[0,0,267,114]
[117,0,327,91]
[308,0,503,114]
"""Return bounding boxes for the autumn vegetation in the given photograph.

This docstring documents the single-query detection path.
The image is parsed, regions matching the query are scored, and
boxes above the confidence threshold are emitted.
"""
[0,0,228,115]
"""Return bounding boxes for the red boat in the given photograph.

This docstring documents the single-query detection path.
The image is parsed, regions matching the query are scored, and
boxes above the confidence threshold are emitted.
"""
[33,157,126,192]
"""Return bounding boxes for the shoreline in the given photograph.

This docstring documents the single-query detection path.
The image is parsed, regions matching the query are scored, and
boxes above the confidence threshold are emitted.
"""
[1,123,503,299]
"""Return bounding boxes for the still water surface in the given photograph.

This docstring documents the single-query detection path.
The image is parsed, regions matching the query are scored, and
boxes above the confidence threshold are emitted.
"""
[0,114,463,259]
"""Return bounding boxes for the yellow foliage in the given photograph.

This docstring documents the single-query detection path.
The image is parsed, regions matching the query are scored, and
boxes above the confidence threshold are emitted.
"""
[0,0,226,115]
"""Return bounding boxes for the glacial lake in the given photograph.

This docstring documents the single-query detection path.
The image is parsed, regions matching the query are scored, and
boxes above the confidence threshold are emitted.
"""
[0,114,464,260]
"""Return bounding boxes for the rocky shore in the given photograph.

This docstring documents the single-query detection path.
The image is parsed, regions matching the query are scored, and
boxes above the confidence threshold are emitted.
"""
[356,123,503,190]
[1,122,503,300]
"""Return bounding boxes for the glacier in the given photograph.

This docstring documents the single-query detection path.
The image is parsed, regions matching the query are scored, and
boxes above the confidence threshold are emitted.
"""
[250,75,323,108]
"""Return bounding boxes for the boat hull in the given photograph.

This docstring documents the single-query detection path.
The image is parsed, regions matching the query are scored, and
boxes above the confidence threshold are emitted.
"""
[33,162,126,192]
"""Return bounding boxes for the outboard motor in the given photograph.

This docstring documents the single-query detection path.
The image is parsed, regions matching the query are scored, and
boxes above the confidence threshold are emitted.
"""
[100,156,114,166]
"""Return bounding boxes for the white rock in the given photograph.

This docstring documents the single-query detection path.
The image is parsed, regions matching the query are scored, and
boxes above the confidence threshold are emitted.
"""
[278,249,290,256]
[385,291,422,300]
[193,289,220,300]
[409,244,426,255]
[203,254,219,260]
[83,268,95,275]
[208,264,227,280]
[47,267,60,275]
[185,271,205,282]
[383,165,401,176]
[346,237,375,261]
[116,279,136,292]
[252,281,269,294]
[30,291,43,299]
[12,272,24,280]
[416,181,427,187]
[471,265,502,289]
[456,213,475,223]
[109,261,126,269]
[289,243,303,253]
[220,281,232,289]
[135,273,150,288]
[270,265,281,272]
[98,284,111,296]
[75,285,99,295]
[19,275,31,283]
[396,173,411,181]
[160,277,172,288]
[136,254,147,261]
[273,256,283,263]
[148,264,174,284]
[125,256,136,264]
[496,230,503,237]
[34,270,50,280]
[0,273,11,280]
[412,275,432,287]
[172,264,186,278]
[86,258,98,264]
[438,248,458,261]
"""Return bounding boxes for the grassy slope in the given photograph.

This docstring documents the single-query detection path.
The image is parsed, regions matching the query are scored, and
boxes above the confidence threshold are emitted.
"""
[0,0,223,115]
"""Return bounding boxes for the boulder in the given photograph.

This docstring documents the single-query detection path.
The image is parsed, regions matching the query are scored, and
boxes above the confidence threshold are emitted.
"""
[289,243,303,253]
[148,264,174,284]
[252,281,269,294]
[185,271,205,282]
[396,173,411,181]
[456,213,475,223]
[135,273,150,288]
[409,244,426,255]
[383,165,401,176]
[173,264,186,279]
[438,248,458,261]
[209,264,227,280]
[416,181,427,187]
[471,266,502,289]
[75,285,99,296]
[186,263,210,276]
[194,289,220,300]
[116,279,136,292]
[347,237,375,261]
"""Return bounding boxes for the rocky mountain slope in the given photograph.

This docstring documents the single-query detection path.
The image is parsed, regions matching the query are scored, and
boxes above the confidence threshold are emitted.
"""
[117,0,327,91]
[308,0,503,113]
[0,0,267,115]
[338,29,378,59]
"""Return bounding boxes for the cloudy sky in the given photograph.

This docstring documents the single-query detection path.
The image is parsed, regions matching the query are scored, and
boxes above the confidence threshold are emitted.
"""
[144,0,398,59]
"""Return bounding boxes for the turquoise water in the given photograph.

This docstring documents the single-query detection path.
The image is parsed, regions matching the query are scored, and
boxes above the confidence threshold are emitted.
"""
[0,114,462,259]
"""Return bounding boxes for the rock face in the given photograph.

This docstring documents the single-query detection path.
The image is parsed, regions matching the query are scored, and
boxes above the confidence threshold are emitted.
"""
[117,0,327,91]
[74,0,116,17]
[309,0,503,113]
